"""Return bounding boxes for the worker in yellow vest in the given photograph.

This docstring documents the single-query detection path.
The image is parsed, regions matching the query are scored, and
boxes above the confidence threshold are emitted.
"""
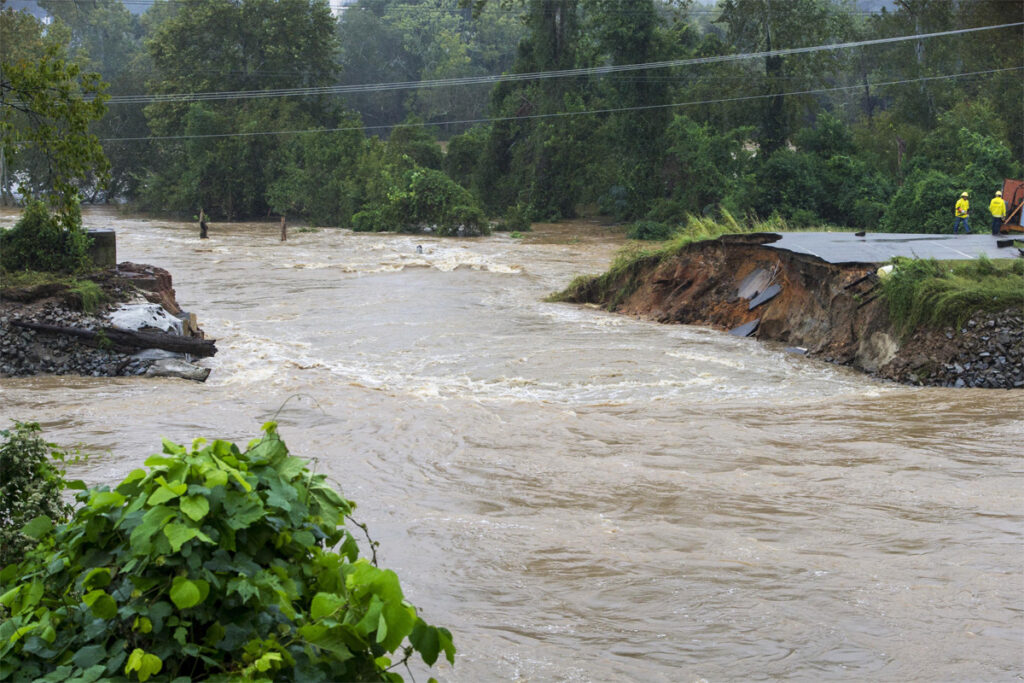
[989,190,1007,235]
[953,192,971,235]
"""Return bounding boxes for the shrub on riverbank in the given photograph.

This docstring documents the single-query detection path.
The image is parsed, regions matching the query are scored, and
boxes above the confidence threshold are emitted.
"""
[0,423,454,682]
[354,168,490,237]
[0,202,91,274]
[881,255,1024,335]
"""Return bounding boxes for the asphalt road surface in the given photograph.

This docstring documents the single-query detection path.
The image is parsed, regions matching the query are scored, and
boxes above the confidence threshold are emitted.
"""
[769,232,1019,264]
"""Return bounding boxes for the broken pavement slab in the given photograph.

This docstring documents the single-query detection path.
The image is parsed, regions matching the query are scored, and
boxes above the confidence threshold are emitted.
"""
[729,319,759,337]
[748,284,782,310]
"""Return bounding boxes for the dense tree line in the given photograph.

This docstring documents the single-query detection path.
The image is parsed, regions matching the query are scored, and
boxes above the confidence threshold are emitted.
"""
[2,0,1021,233]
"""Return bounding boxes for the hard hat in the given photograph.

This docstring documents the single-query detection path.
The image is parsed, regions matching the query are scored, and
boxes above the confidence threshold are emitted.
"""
[961,192,969,197]
[996,191,1002,196]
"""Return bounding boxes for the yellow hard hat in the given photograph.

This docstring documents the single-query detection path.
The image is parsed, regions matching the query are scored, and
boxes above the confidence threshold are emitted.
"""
[996,191,1002,196]
[961,192,969,197]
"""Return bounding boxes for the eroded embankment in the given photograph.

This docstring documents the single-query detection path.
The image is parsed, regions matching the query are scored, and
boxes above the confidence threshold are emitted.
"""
[1,263,215,381]
[560,234,1023,389]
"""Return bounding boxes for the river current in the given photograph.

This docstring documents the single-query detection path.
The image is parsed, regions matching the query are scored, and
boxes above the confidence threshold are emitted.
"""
[2,208,1022,681]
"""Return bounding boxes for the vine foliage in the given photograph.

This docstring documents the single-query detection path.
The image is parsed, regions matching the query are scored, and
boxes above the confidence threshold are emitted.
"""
[0,423,454,681]
[0,422,78,569]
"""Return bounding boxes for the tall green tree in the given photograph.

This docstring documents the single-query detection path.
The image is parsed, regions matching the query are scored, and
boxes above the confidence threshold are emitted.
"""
[0,6,108,222]
[140,0,339,218]
[587,0,671,217]
[476,0,594,219]
[716,0,854,154]
[36,0,150,200]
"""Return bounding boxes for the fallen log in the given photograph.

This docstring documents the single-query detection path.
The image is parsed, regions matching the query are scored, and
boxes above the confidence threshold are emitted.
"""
[11,320,217,358]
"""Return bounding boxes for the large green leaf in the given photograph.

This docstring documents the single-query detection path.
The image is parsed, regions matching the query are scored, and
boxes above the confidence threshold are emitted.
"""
[82,590,117,619]
[89,491,126,509]
[310,592,346,621]
[147,477,187,506]
[81,567,111,590]
[164,523,198,552]
[169,577,206,609]
[179,495,210,522]
[71,644,107,670]
[129,506,176,553]
[125,648,163,682]
[21,515,53,540]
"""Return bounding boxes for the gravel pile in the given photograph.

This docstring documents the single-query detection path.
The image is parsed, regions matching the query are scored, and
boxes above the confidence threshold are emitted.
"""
[0,304,154,378]
[932,312,1024,389]
[881,309,1024,389]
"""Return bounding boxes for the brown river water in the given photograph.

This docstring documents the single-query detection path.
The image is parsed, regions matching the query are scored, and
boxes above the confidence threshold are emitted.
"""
[2,208,1022,681]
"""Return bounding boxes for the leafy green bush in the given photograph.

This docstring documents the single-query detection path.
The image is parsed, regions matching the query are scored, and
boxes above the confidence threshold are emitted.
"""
[493,203,531,233]
[0,202,92,273]
[0,424,454,682]
[386,120,443,171]
[0,423,78,568]
[439,204,489,237]
[358,167,487,237]
[626,220,675,241]
[442,126,487,189]
[403,168,474,225]
[350,208,390,232]
[880,169,960,234]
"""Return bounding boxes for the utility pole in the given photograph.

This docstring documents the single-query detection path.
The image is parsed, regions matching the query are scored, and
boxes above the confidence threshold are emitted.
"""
[0,147,8,207]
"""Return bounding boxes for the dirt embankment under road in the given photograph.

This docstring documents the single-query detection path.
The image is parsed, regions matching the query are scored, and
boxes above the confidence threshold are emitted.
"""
[560,234,1023,389]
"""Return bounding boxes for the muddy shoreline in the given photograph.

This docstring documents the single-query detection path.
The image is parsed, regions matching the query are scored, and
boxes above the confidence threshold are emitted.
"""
[561,234,1023,389]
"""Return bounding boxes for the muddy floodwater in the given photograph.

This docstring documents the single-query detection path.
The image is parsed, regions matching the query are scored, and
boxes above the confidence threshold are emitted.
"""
[2,208,1022,681]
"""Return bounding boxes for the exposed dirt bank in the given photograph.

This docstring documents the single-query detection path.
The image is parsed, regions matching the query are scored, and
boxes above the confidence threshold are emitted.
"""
[560,234,1023,389]
[1,263,214,381]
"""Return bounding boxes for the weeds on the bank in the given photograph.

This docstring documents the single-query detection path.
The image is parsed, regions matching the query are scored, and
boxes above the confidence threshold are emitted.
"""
[881,255,1024,335]
[69,280,105,313]
[1,271,108,312]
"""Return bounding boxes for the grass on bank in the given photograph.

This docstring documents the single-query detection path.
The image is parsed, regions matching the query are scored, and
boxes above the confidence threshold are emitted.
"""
[880,254,1024,335]
[0,270,107,313]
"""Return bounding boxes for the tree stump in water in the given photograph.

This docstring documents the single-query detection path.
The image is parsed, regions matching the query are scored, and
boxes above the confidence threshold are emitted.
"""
[280,215,287,242]
[199,208,209,239]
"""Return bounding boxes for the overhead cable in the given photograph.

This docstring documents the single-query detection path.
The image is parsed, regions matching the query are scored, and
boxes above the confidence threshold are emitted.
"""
[100,22,1024,105]
[97,65,1024,143]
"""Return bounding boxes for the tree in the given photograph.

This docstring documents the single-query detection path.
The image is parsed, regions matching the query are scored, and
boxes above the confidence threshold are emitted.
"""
[716,0,852,154]
[0,422,76,568]
[140,0,339,218]
[475,0,594,219]
[587,0,671,218]
[0,6,109,222]
[266,117,366,227]
[37,0,152,201]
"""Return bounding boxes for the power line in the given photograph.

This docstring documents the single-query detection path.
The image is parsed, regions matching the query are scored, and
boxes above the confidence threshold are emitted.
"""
[101,21,1024,105]
[97,65,1023,143]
